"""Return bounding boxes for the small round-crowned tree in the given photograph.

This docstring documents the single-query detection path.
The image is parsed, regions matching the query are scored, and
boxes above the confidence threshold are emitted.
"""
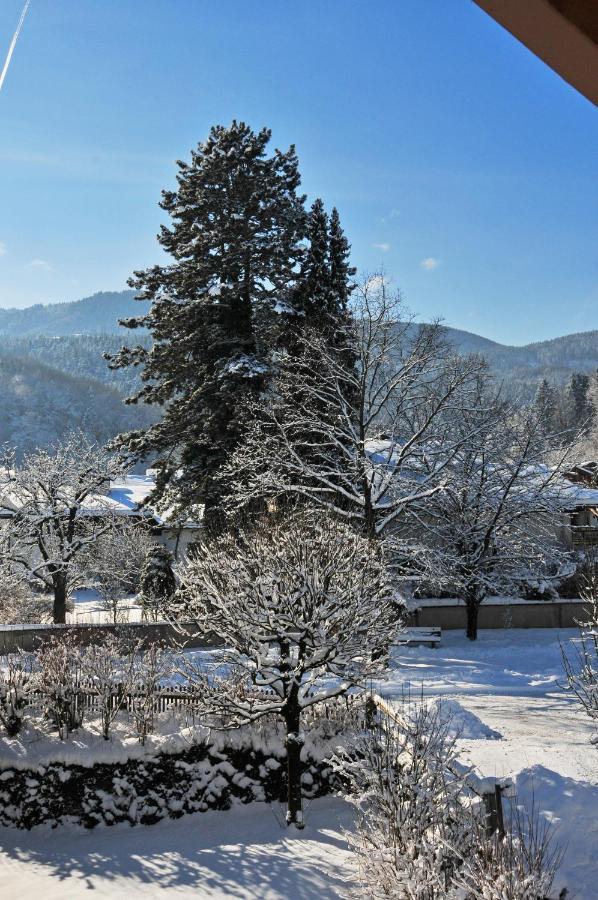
[176,513,402,827]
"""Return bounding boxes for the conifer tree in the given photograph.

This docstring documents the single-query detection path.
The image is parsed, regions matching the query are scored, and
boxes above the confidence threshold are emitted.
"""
[139,545,176,621]
[568,372,593,430]
[289,200,356,346]
[108,122,307,518]
[328,206,356,317]
[534,378,558,434]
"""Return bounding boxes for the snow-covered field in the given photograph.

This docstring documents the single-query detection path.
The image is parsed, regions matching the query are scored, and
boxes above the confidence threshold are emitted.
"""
[67,588,142,624]
[0,628,596,898]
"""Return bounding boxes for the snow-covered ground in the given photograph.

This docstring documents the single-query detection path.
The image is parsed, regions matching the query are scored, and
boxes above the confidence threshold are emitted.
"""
[381,628,598,898]
[67,588,142,624]
[0,628,596,898]
[0,796,354,899]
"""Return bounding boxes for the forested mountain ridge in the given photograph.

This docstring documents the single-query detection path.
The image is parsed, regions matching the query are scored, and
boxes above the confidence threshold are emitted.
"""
[0,290,142,336]
[0,289,595,456]
[1,333,152,394]
[0,349,156,456]
[1,289,595,382]
[446,327,598,376]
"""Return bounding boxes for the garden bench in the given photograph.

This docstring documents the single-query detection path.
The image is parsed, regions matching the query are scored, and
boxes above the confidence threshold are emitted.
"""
[396,626,442,648]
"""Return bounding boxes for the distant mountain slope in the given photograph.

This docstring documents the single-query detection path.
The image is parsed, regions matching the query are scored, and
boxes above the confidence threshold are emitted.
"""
[0,290,143,336]
[0,349,156,457]
[2,334,152,394]
[0,290,595,393]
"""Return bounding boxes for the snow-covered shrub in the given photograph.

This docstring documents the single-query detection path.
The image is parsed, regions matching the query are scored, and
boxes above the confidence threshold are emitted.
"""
[131,643,173,744]
[335,701,564,898]
[454,800,563,900]
[35,635,85,739]
[0,727,337,830]
[333,702,469,897]
[0,564,52,625]
[0,653,32,736]
[139,545,176,622]
[562,562,598,743]
[79,634,139,740]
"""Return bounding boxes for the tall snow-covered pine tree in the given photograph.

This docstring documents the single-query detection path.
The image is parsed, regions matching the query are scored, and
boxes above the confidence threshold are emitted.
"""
[108,122,306,518]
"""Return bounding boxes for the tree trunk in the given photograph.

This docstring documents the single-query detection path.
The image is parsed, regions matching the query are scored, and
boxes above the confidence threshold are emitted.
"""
[466,597,480,641]
[52,572,68,624]
[284,695,304,828]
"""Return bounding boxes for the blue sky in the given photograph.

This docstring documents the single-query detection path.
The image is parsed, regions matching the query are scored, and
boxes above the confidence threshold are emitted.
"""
[0,0,596,344]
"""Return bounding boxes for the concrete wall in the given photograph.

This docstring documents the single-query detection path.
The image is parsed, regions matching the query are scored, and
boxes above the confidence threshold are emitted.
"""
[408,600,589,631]
[0,621,220,654]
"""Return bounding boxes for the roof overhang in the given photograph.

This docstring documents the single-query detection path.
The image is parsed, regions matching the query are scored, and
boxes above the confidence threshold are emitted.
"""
[473,0,598,105]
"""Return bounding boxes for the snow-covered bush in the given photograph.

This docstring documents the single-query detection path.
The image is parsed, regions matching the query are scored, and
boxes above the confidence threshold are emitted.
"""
[0,653,32,736]
[176,513,401,827]
[139,545,176,622]
[35,635,85,738]
[131,643,173,744]
[335,702,564,898]
[79,634,139,740]
[454,801,563,900]
[334,703,469,897]
[0,564,52,624]
[562,562,598,744]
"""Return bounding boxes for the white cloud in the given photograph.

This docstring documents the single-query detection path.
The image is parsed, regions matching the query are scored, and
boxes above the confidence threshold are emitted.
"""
[27,258,52,271]
[372,242,391,253]
[420,257,440,271]
[388,208,401,219]
[0,241,6,256]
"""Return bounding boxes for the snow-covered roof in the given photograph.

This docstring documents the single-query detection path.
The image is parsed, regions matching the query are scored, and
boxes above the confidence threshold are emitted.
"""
[0,471,202,529]
[102,474,202,528]
[557,480,598,510]
[105,475,156,515]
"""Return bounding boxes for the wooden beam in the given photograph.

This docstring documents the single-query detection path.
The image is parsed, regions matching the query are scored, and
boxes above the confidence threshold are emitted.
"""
[474,0,598,105]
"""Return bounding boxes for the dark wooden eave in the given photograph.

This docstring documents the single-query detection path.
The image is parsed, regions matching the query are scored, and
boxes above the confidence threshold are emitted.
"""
[473,0,598,106]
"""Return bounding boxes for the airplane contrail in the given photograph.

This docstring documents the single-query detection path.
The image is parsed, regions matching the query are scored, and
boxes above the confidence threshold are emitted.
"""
[0,0,32,94]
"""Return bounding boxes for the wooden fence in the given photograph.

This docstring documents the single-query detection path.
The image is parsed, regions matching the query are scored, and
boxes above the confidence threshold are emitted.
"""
[18,680,369,725]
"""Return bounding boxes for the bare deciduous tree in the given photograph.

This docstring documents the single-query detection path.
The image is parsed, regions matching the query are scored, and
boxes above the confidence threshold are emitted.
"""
[175,514,401,827]
[87,522,156,623]
[404,379,572,639]
[223,277,483,539]
[0,433,126,623]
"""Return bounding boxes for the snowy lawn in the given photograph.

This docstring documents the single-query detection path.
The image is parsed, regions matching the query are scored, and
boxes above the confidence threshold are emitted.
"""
[381,628,598,898]
[0,796,354,899]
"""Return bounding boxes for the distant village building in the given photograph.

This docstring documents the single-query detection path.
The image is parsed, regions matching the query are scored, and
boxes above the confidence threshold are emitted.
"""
[103,471,202,559]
